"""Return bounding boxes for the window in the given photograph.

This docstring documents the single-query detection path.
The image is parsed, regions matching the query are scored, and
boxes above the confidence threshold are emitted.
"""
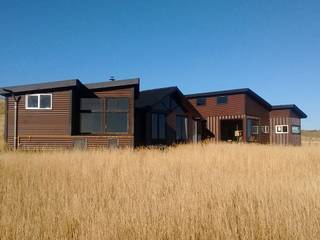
[275,125,289,134]
[80,98,103,134]
[26,94,52,109]
[261,126,269,134]
[80,97,129,134]
[176,116,188,141]
[292,125,301,134]
[196,98,206,106]
[217,96,228,105]
[106,98,129,133]
[152,113,166,140]
[252,125,259,135]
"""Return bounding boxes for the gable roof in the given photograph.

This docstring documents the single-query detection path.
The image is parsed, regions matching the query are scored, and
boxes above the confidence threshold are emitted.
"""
[272,104,307,118]
[186,88,272,109]
[135,86,178,109]
[136,86,203,119]
[0,79,79,95]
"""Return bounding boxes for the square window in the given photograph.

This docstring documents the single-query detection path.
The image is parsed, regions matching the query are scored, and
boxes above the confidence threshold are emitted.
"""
[196,98,206,106]
[40,95,52,109]
[80,112,102,134]
[252,126,259,135]
[27,95,39,108]
[106,112,128,133]
[292,125,301,134]
[217,96,228,105]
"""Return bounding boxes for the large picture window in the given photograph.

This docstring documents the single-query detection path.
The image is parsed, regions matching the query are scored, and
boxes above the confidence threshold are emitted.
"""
[151,113,166,140]
[80,97,129,134]
[176,116,188,141]
[26,94,52,109]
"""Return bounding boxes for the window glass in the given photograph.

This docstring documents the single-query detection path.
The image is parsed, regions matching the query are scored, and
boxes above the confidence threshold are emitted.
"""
[106,112,128,132]
[80,98,102,111]
[27,95,39,108]
[282,125,288,133]
[196,98,206,106]
[176,116,188,141]
[40,95,51,109]
[292,125,301,134]
[80,113,102,134]
[107,98,128,111]
[152,113,159,139]
[217,96,228,105]
[158,114,166,140]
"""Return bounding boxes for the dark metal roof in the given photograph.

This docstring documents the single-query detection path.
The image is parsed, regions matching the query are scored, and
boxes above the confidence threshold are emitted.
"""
[135,86,178,109]
[136,86,203,119]
[85,78,140,90]
[186,88,272,109]
[0,79,79,95]
[0,78,140,96]
[272,104,307,118]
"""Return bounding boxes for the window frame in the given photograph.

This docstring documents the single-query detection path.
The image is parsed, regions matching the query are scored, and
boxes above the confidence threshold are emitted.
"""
[25,93,52,110]
[217,96,228,105]
[275,125,289,134]
[261,126,270,134]
[196,97,206,106]
[151,112,166,140]
[251,125,260,135]
[79,97,129,135]
[176,115,188,141]
[291,125,301,134]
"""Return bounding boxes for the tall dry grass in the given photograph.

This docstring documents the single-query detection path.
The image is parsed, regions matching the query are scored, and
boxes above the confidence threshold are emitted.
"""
[1,143,320,239]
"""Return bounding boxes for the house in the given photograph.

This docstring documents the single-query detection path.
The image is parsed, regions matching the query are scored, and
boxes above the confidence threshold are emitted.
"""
[0,78,202,149]
[0,78,306,149]
[186,88,307,145]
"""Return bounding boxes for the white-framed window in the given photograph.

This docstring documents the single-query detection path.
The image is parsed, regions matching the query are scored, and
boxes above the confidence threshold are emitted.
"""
[275,125,288,134]
[25,94,52,109]
[252,125,259,135]
[261,126,269,134]
[291,125,301,134]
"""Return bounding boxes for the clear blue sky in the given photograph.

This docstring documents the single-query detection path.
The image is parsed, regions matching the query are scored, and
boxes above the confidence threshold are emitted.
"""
[0,0,319,129]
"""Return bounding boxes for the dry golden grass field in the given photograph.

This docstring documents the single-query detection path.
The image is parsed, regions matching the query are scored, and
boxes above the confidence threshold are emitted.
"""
[0,99,320,239]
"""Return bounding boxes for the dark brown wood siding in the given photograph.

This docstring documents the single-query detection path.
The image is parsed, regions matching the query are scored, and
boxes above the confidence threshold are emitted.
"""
[188,94,246,142]
[6,86,135,149]
[7,90,72,148]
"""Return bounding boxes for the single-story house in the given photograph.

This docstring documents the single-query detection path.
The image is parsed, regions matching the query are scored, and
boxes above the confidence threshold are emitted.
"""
[0,78,307,149]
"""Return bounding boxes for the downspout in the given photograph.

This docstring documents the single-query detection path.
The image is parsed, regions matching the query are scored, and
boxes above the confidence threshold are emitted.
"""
[2,88,20,150]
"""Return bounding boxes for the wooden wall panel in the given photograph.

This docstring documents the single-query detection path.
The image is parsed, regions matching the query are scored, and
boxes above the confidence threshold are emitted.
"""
[270,109,302,145]
[7,90,71,148]
[188,94,246,117]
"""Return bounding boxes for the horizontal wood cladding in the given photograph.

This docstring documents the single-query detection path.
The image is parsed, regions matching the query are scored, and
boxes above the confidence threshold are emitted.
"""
[188,94,246,117]
[13,135,134,150]
[7,90,71,143]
